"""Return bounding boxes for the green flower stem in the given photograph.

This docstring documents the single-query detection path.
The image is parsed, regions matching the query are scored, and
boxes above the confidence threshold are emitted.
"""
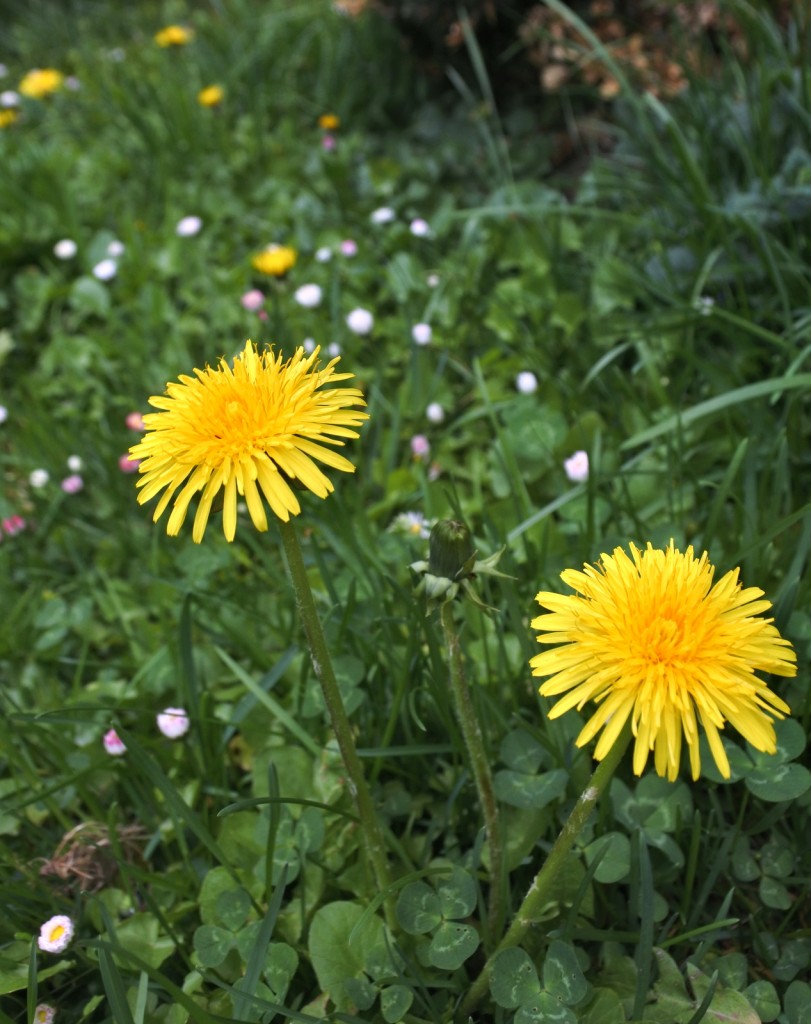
[278,518,395,929]
[460,724,632,1017]
[439,600,505,950]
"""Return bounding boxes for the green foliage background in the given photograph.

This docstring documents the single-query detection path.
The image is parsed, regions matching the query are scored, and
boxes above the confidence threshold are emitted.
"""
[1,1,810,1022]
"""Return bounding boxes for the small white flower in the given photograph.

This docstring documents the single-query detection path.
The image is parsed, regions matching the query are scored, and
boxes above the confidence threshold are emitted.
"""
[103,729,127,756]
[327,342,342,357]
[294,283,323,308]
[67,454,83,472]
[302,337,317,354]
[0,405,7,424]
[106,240,125,258]
[108,47,125,62]
[695,295,715,316]
[34,1005,56,1024]
[65,76,81,91]
[411,323,432,346]
[157,707,190,739]
[175,215,202,237]
[53,239,77,260]
[0,89,19,107]
[346,308,374,335]
[564,450,589,483]
[371,206,395,225]
[92,258,117,281]
[315,246,332,263]
[409,218,430,237]
[515,371,538,395]
[38,915,74,954]
[340,239,358,257]
[391,511,431,539]
[426,273,440,288]
[29,468,49,488]
[426,402,445,424]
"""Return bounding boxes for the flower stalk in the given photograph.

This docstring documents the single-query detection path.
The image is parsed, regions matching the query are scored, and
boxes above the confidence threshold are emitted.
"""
[459,723,632,1016]
[440,599,505,951]
[279,518,395,929]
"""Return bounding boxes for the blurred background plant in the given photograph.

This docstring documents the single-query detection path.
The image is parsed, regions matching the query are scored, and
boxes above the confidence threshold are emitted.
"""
[1,0,811,1021]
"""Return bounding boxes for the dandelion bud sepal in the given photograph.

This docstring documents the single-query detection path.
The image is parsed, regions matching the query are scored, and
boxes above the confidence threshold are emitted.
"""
[411,519,511,612]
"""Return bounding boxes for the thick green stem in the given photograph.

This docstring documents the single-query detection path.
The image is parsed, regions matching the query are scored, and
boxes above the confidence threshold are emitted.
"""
[440,600,505,950]
[460,724,632,1017]
[278,518,395,929]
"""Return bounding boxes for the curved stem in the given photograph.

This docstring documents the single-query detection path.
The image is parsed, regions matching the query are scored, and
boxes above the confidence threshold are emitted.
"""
[440,600,504,950]
[460,724,632,1017]
[278,518,395,929]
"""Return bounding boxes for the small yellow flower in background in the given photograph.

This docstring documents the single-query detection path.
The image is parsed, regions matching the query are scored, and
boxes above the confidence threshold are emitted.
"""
[251,244,297,277]
[530,542,797,782]
[19,68,63,99]
[0,109,18,128]
[198,84,224,107]
[318,112,340,130]
[154,25,193,47]
[130,341,368,542]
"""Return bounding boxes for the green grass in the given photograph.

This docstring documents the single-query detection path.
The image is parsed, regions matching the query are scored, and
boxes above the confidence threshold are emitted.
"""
[2,1,811,1022]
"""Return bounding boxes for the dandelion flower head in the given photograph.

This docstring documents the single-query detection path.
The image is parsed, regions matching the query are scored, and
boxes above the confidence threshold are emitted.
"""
[318,112,340,130]
[252,244,297,277]
[530,542,797,782]
[130,341,368,542]
[154,25,193,47]
[0,109,19,128]
[19,68,63,98]
[198,84,223,107]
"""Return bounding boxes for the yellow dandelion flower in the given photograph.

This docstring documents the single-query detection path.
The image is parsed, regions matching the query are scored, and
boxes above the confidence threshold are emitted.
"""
[251,244,297,277]
[318,112,340,130]
[154,25,194,47]
[130,341,368,543]
[0,109,19,128]
[530,542,797,782]
[19,68,64,99]
[198,84,224,107]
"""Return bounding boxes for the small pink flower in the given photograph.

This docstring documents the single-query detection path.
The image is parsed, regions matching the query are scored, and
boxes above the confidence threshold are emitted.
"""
[157,707,190,739]
[34,1005,56,1024]
[321,133,336,151]
[119,453,141,473]
[60,474,84,494]
[410,218,430,237]
[411,323,432,346]
[103,729,126,756]
[125,411,145,431]
[258,310,268,321]
[2,514,25,536]
[339,239,357,257]
[38,915,74,954]
[240,289,265,312]
[410,434,431,461]
[564,450,589,483]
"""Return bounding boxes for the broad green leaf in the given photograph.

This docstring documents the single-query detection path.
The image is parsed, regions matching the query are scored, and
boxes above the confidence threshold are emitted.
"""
[784,980,811,1023]
[308,902,385,1011]
[583,832,631,883]
[746,762,811,802]
[543,940,589,1006]
[516,992,577,1024]
[760,839,794,879]
[500,730,545,774]
[344,976,376,1011]
[742,981,780,1023]
[494,768,568,810]
[380,983,413,1023]
[427,922,479,970]
[215,888,251,931]
[436,867,477,920]
[489,948,541,1009]
[582,988,626,1023]
[114,914,175,970]
[193,925,234,968]
[396,882,442,935]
